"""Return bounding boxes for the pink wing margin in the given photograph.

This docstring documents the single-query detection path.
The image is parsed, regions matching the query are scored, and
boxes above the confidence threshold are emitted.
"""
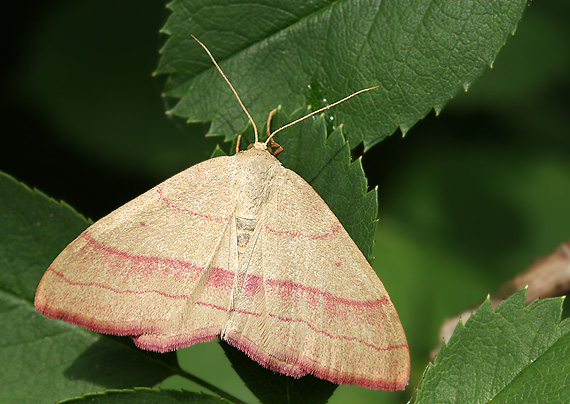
[35,156,241,351]
[220,167,410,390]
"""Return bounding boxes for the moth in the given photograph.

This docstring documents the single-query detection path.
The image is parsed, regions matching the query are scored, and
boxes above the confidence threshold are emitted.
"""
[35,37,410,390]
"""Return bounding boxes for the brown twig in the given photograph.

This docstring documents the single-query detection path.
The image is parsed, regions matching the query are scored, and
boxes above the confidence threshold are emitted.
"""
[431,240,570,359]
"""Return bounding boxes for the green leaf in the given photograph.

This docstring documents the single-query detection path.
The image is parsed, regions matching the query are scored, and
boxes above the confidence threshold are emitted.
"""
[59,388,227,403]
[413,288,570,404]
[0,172,180,404]
[158,0,528,150]
[491,331,570,404]
[210,144,229,158]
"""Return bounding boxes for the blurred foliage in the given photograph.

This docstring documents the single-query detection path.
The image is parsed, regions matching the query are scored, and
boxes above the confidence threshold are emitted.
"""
[1,1,569,404]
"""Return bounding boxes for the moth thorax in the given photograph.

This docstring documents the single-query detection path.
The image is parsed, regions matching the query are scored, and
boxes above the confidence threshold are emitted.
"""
[235,148,279,218]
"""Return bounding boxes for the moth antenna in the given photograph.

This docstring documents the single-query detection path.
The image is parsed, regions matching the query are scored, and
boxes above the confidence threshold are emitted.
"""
[265,108,283,155]
[266,86,379,145]
[192,35,259,143]
[266,108,277,138]
[236,134,242,154]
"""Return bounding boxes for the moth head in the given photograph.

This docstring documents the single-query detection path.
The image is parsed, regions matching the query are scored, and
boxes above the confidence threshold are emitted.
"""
[242,140,281,158]
[247,142,268,152]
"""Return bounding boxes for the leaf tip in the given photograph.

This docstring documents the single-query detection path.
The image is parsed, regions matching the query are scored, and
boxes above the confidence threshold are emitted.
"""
[400,123,410,136]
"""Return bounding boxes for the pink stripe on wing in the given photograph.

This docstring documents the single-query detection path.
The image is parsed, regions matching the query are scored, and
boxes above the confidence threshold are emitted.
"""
[266,277,387,308]
[45,268,403,353]
[82,232,205,277]
[267,312,405,352]
[264,222,341,240]
[47,267,190,300]
[81,233,385,309]
[156,187,230,223]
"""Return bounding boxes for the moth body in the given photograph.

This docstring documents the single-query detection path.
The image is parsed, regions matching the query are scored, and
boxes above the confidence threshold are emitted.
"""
[35,144,410,390]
